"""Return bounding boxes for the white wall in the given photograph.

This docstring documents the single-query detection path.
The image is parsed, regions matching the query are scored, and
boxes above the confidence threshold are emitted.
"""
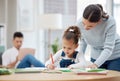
[0,0,5,23]
[7,0,17,48]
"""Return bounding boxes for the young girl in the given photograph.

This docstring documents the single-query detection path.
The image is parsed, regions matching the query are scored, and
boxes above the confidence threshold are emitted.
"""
[45,26,92,69]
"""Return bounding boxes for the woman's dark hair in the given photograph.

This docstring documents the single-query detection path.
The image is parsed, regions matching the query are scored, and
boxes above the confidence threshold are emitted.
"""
[83,4,109,22]
[13,32,23,39]
[63,26,81,44]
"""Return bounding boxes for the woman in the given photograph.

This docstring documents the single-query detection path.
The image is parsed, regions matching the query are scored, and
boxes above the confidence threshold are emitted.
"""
[77,4,120,71]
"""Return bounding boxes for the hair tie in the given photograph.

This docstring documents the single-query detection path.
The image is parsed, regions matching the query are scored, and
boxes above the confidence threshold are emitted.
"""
[69,29,74,32]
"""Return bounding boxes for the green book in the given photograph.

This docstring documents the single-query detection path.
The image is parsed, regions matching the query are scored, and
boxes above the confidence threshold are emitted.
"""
[0,68,12,75]
[87,68,106,72]
[55,68,71,72]
[72,68,108,75]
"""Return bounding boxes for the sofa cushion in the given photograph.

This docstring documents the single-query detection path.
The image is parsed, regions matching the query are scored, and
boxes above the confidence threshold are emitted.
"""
[0,52,3,65]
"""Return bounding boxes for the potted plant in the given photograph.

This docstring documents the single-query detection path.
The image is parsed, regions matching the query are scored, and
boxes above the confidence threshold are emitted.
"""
[51,38,59,54]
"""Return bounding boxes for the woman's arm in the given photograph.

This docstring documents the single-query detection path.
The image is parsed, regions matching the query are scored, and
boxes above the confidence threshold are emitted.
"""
[94,18,116,67]
[76,19,87,54]
[80,37,87,54]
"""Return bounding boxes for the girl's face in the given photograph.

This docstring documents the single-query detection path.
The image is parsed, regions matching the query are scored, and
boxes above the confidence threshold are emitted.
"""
[82,18,99,30]
[62,38,78,57]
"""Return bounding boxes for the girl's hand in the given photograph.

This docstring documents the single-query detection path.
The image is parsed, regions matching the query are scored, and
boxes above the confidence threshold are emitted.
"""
[68,65,73,69]
[87,63,98,69]
[47,64,55,70]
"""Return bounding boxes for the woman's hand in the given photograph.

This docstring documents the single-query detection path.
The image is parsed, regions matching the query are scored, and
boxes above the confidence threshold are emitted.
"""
[87,63,98,69]
[47,64,55,70]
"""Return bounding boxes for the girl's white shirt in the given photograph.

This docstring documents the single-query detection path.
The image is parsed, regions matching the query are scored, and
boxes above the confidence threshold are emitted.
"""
[45,49,92,68]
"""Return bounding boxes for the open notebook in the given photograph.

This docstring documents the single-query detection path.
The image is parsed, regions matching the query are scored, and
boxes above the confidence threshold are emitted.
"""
[72,68,108,75]
[14,68,47,73]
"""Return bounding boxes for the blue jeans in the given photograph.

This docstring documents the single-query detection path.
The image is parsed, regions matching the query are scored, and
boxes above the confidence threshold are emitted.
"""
[91,58,120,71]
[17,54,45,68]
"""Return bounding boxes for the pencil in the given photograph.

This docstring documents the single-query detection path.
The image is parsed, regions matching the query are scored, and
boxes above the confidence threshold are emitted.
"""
[50,54,54,64]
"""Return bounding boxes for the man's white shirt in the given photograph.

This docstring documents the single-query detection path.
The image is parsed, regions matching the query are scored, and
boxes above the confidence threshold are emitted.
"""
[2,47,19,67]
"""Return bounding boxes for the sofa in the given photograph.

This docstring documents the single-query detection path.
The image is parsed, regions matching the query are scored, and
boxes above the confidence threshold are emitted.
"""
[0,52,2,65]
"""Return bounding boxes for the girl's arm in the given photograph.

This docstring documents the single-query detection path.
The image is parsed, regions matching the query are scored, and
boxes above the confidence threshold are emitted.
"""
[45,49,63,68]
[69,52,92,69]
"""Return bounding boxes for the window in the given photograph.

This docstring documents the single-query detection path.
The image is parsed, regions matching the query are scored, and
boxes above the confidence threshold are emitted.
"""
[114,0,120,35]
[44,0,77,28]
[17,0,34,31]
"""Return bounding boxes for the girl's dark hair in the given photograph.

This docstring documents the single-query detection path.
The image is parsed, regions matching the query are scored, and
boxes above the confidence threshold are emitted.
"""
[63,26,81,44]
[83,4,109,22]
[13,32,23,39]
